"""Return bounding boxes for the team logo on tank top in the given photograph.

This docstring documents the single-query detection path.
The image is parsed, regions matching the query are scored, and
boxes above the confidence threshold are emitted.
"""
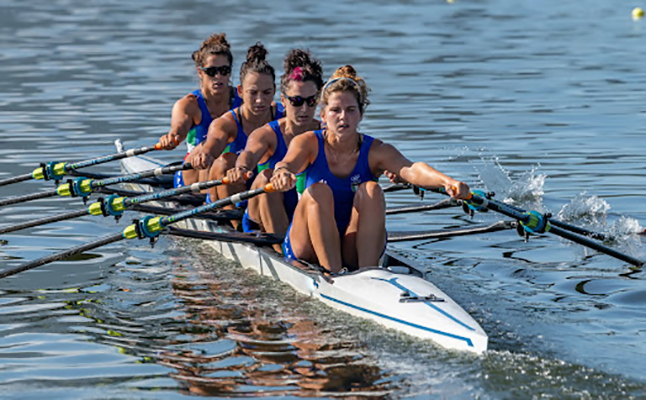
[350,174,361,192]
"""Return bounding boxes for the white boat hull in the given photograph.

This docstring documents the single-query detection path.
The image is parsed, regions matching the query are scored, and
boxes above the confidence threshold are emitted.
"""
[117,141,488,354]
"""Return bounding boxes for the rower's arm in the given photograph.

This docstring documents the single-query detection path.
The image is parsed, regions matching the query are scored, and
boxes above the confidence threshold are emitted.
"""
[371,141,470,199]
[271,132,317,191]
[276,131,317,174]
[158,94,199,150]
[237,125,276,170]
[187,116,234,170]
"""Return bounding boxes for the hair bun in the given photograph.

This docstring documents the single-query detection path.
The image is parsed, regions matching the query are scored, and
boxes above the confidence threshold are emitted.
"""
[246,42,268,62]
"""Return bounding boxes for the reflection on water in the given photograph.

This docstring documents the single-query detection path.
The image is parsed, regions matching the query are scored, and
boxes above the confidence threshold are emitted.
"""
[159,244,399,398]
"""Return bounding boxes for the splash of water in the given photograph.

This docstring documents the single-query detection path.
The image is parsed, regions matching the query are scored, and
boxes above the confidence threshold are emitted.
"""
[471,156,546,209]
[556,192,610,225]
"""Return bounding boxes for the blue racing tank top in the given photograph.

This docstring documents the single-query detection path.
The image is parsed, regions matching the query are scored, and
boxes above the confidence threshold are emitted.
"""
[301,130,378,236]
[258,120,288,171]
[185,88,242,154]
[254,120,298,220]
[224,104,285,155]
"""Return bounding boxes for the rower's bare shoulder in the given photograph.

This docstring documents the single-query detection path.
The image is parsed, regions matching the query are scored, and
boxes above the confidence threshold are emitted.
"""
[208,111,236,135]
[292,130,318,149]
[249,123,275,140]
[370,138,399,156]
[173,93,199,114]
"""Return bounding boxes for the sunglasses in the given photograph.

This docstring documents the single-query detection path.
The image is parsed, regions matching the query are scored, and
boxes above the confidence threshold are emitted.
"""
[286,94,317,107]
[200,65,232,77]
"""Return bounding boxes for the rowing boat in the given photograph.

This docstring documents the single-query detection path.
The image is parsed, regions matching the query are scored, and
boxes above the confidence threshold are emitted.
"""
[116,139,488,354]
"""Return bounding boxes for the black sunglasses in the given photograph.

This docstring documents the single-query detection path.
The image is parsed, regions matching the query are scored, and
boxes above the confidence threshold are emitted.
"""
[286,94,317,107]
[200,65,232,77]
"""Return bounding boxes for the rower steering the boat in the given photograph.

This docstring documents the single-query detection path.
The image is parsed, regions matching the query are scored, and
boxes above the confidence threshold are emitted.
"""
[226,49,324,252]
[270,65,471,274]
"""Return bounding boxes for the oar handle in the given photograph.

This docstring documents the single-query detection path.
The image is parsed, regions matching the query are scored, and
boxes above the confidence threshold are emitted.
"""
[221,171,254,185]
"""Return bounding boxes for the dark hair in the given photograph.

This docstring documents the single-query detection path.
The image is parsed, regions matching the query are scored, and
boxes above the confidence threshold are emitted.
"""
[279,49,324,94]
[191,33,233,67]
[239,42,275,84]
[321,65,370,114]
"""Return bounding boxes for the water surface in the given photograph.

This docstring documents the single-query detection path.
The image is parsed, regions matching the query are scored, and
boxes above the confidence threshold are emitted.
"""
[1,0,646,398]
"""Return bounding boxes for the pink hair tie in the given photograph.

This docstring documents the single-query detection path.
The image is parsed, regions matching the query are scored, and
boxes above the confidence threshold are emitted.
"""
[290,67,304,81]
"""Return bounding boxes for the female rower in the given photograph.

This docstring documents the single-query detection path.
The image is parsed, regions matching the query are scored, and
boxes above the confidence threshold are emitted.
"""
[270,65,471,274]
[226,49,323,252]
[189,42,284,205]
[157,33,242,187]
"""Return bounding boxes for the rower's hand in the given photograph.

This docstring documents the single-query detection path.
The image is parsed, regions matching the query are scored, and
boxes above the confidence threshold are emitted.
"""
[384,170,405,184]
[158,133,181,150]
[270,168,296,192]
[226,166,253,185]
[445,180,470,199]
[191,151,215,170]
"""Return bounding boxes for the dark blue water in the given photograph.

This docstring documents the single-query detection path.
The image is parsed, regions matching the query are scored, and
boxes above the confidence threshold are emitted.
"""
[1,0,646,398]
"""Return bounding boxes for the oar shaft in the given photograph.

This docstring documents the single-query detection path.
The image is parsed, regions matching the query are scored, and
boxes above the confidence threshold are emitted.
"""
[503,202,612,241]
[0,173,34,187]
[89,162,190,190]
[0,232,125,279]
[550,220,609,241]
[160,185,269,226]
[386,199,459,215]
[0,190,57,207]
[0,209,89,235]
[388,221,516,242]
[123,178,224,207]
[548,225,643,267]
[0,144,160,188]
[467,192,644,267]
[64,145,158,172]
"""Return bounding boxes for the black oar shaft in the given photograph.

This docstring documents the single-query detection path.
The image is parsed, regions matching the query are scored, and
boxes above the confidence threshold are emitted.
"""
[63,145,158,172]
[160,186,267,226]
[89,162,190,190]
[0,190,58,207]
[467,193,644,267]
[0,144,159,188]
[0,173,34,187]
[503,202,612,241]
[0,209,89,235]
[548,225,644,267]
[122,178,223,207]
[164,226,283,245]
[0,232,124,279]
[386,199,459,215]
[388,221,516,242]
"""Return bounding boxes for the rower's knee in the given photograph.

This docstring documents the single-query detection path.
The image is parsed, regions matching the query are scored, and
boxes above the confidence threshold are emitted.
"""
[305,182,333,202]
[354,181,385,207]
[210,153,237,179]
[302,182,334,212]
[251,168,272,189]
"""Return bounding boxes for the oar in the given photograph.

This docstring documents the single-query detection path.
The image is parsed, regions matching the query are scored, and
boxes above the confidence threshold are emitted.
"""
[388,221,516,242]
[0,174,235,235]
[501,201,613,241]
[0,162,191,208]
[386,198,460,215]
[0,143,162,187]
[416,186,614,242]
[454,189,645,268]
[0,183,274,279]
